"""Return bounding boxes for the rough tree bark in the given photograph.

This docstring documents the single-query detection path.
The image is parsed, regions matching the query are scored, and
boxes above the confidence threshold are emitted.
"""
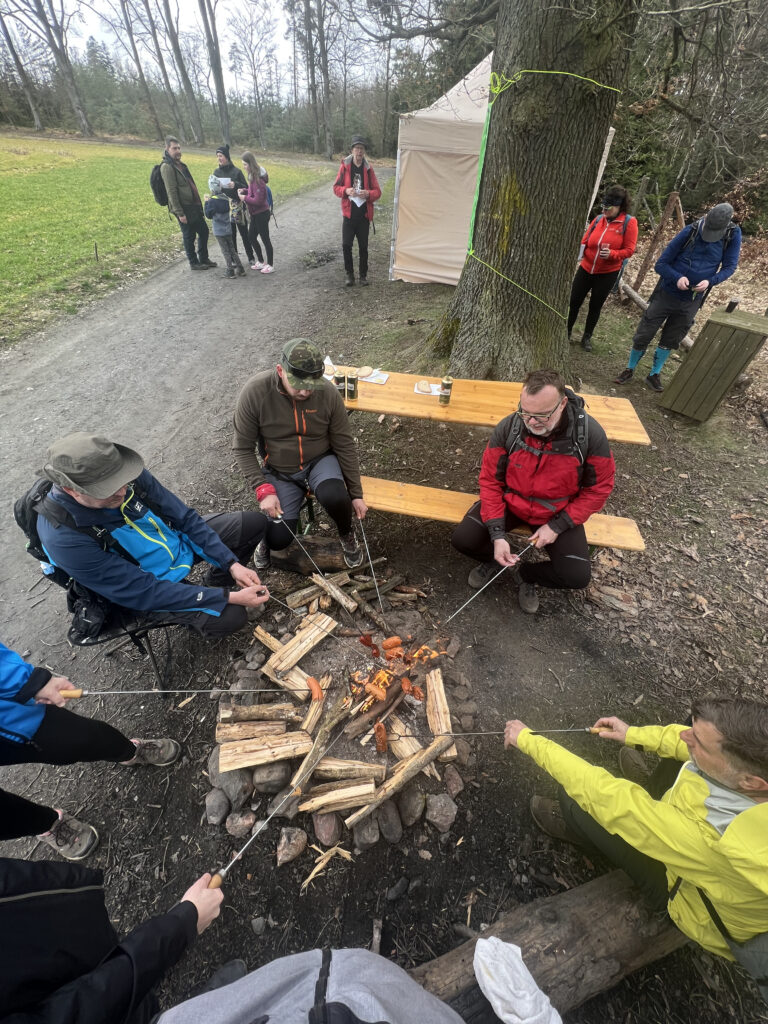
[302,0,320,153]
[430,0,639,379]
[159,0,205,144]
[314,0,334,160]
[197,0,230,144]
[117,0,164,141]
[138,0,186,141]
[0,10,43,129]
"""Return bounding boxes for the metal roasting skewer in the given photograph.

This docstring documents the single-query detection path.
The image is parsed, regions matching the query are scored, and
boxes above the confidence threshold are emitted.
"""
[273,515,327,580]
[357,516,386,617]
[445,542,536,624]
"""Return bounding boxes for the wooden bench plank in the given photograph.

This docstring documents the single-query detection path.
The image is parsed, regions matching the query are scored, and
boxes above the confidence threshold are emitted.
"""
[360,476,645,551]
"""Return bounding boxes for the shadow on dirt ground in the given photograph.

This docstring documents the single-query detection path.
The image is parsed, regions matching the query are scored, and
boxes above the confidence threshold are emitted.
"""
[1,168,766,1022]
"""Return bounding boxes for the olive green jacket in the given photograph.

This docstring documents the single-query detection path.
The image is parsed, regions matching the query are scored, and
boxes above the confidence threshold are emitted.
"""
[160,153,201,219]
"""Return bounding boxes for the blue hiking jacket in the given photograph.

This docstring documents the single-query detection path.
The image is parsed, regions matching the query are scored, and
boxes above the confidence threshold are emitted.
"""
[655,221,742,300]
[0,642,49,743]
[203,193,232,237]
[37,469,235,617]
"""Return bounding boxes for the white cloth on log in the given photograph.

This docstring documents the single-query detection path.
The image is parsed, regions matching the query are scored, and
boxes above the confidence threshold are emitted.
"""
[473,937,562,1024]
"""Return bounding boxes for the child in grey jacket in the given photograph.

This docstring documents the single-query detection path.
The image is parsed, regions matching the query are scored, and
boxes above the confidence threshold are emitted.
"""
[204,175,244,278]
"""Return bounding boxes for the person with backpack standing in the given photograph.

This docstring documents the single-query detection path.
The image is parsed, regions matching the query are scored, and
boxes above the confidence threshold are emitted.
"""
[1,640,181,861]
[211,143,254,265]
[568,186,638,352]
[160,137,217,272]
[238,151,274,274]
[451,370,615,615]
[333,135,382,287]
[614,202,742,392]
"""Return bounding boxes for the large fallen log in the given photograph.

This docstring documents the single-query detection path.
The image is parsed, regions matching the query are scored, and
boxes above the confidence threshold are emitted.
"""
[270,536,377,575]
[409,869,686,1020]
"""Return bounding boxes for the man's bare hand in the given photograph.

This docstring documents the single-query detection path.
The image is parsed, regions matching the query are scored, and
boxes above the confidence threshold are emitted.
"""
[178,215,187,224]
[228,585,270,608]
[229,562,261,589]
[181,874,224,935]
[593,716,629,742]
[259,494,283,518]
[529,524,558,548]
[35,676,75,707]
[352,498,368,520]
[693,279,709,293]
[504,719,528,749]
[492,538,520,567]
[676,276,690,290]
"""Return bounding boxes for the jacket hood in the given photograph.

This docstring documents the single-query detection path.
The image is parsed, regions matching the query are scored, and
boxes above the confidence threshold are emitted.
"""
[344,154,370,169]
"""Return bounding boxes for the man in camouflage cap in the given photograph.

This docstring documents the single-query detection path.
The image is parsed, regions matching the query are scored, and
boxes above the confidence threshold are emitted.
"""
[233,339,368,568]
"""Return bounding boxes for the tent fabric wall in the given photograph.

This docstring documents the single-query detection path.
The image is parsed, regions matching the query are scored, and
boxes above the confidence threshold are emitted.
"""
[390,55,492,287]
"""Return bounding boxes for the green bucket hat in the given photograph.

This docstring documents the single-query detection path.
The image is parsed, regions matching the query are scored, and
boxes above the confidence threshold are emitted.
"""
[41,433,144,498]
[280,339,325,391]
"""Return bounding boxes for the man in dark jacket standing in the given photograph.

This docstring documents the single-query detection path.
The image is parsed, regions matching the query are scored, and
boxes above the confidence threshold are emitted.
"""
[160,136,216,271]
[614,202,741,391]
[452,369,615,614]
[332,136,381,287]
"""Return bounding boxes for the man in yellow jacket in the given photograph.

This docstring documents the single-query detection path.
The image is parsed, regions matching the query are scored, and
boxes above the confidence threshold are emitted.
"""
[504,696,768,963]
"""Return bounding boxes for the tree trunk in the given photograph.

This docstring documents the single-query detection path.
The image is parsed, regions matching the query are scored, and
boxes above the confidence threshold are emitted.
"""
[302,0,320,153]
[431,0,638,379]
[197,0,230,144]
[0,11,43,129]
[410,870,686,1018]
[159,0,205,145]
[119,0,164,141]
[313,0,334,160]
[381,38,391,155]
[139,0,186,141]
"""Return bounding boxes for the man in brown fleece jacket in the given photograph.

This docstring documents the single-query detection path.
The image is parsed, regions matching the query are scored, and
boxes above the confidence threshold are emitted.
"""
[232,339,368,568]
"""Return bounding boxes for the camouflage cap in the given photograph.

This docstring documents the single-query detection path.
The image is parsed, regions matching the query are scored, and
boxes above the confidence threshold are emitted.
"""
[280,338,325,391]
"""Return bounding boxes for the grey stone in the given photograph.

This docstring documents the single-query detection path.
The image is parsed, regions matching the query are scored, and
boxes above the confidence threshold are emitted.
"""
[397,784,425,826]
[251,916,266,936]
[456,700,479,716]
[377,799,403,845]
[312,811,342,847]
[245,647,267,667]
[208,687,224,701]
[445,637,461,659]
[208,747,253,811]
[454,737,471,766]
[251,818,268,835]
[385,610,423,638]
[353,816,380,851]
[386,876,409,901]
[276,826,307,866]
[444,764,465,799]
[460,715,475,733]
[268,785,300,820]
[252,762,292,794]
[408,877,423,895]
[205,788,230,825]
[226,809,256,838]
[451,686,471,702]
[426,793,458,833]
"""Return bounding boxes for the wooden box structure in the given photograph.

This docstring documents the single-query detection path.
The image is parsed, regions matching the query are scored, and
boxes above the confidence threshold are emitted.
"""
[658,309,768,421]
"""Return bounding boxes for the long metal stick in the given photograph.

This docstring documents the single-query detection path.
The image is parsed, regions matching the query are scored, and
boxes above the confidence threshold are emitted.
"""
[445,543,536,624]
[274,516,327,579]
[58,687,304,699]
[357,517,385,616]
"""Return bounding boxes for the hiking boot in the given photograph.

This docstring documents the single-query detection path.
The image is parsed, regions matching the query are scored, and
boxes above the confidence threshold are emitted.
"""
[224,268,235,279]
[619,746,652,785]
[512,568,539,614]
[339,530,364,568]
[236,266,246,277]
[614,368,634,385]
[190,263,206,271]
[530,796,581,845]
[123,738,181,767]
[467,562,500,589]
[199,258,217,268]
[646,372,664,392]
[254,539,271,571]
[359,276,369,286]
[38,810,99,861]
[345,274,355,287]
[580,333,593,352]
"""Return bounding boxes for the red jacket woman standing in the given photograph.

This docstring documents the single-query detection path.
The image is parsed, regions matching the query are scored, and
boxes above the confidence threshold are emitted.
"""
[568,185,638,351]
[332,135,381,287]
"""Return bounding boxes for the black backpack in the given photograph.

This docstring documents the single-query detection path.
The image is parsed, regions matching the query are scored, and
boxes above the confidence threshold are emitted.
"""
[150,163,168,206]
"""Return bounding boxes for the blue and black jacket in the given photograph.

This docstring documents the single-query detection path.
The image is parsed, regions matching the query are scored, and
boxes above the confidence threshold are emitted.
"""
[37,470,235,619]
[655,221,741,301]
[0,642,50,744]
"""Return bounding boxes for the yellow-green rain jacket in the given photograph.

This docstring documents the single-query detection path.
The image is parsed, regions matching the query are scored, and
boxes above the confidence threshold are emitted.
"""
[518,724,768,958]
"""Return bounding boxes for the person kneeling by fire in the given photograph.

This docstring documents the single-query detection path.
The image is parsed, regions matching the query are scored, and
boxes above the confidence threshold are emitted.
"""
[451,369,615,614]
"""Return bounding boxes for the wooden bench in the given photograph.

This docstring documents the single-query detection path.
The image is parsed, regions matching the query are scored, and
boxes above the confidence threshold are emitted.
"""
[360,476,645,551]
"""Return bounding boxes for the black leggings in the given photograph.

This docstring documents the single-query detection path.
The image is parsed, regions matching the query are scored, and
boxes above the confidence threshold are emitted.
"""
[568,266,621,337]
[231,220,253,261]
[0,706,136,840]
[248,211,273,265]
[451,502,591,590]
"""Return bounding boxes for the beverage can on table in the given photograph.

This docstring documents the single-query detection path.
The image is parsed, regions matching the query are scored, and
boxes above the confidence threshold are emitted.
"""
[346,370,358,401]
[439,375,453,405]
[333,371,346,398]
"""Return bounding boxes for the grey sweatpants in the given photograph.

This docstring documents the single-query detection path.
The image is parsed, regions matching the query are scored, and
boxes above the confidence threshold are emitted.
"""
[631,284,704,352]
[214,233,243,271]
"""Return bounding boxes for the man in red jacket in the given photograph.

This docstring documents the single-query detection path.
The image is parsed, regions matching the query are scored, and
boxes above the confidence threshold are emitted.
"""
[332,135,381,287]
[451,369,615,614]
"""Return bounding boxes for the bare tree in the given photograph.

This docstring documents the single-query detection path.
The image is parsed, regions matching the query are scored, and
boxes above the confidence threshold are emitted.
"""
[6,0,92,134]
[197,0,229,143]
[135,0,186,139]
[313,0,334,158]
[228,0,276,146]
[0,7,43,128]
[157,0,204,143]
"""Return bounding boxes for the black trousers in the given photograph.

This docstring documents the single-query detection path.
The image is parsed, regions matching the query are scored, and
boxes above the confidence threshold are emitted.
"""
[342,205,370,277]
[248,211,273,265]
[631,283,704,352]
[568,266,621,337]
[178,207,209,265]
[451,501,591,590]
[1,706,136,840]
[231,219,253,261]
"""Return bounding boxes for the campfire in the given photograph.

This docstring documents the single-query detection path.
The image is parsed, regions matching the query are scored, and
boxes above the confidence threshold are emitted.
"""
[204,564,470,874]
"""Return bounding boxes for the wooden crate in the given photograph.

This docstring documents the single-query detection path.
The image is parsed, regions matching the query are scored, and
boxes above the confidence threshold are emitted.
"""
[658,309,768,421]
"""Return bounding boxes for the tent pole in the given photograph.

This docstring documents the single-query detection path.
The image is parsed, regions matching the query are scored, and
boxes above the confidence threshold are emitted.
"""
[389,144,402,281]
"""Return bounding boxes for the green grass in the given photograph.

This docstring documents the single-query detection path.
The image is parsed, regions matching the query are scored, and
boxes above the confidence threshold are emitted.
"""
[0,134,334,344]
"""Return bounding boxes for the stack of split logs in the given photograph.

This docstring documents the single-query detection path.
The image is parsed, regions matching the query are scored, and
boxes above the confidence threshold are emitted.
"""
[205,567,473,864]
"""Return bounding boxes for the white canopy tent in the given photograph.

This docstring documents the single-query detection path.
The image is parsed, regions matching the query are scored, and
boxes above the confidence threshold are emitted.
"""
[389,55,493,287]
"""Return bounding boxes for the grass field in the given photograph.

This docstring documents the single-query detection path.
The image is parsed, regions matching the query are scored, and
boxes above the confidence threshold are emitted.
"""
[0,134,334,344]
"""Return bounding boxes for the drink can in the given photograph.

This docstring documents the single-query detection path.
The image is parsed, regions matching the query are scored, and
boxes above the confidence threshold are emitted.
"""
[439,375,453,405]
[334,371,346,398]
[346,370,358,401]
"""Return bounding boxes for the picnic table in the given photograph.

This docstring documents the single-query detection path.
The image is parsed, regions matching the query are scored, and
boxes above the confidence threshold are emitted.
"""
[343,370,650,446]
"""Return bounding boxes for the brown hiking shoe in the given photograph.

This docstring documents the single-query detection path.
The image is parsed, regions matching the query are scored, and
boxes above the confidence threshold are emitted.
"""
[123,738,181,766]
[619,746,652,785]
[530,796,581,845]
[512,568,539,614]
[38,810,99,861]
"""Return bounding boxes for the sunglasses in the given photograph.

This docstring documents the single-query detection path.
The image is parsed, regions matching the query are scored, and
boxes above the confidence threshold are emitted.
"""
[286,361,324,381]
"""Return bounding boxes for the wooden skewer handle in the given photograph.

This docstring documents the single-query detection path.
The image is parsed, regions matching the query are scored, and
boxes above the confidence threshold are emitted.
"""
[588,727,602,734]
[208,872,224,889]
[60,689,83,699]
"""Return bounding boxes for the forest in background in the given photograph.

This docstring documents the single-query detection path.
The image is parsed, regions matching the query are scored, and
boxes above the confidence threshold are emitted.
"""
[0,0,766,226]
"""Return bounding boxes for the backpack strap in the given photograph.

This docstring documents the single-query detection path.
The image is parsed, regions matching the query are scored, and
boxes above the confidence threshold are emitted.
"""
[583,215,604,248]
[36,490,144,567]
